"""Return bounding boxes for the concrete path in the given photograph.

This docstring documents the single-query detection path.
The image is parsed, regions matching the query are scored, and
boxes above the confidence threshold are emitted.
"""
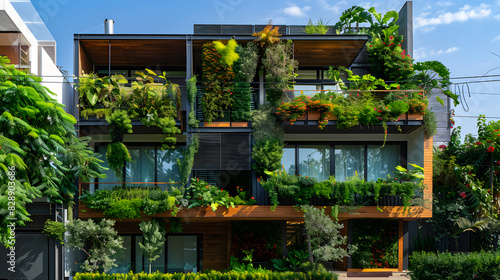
[332,270,411,280]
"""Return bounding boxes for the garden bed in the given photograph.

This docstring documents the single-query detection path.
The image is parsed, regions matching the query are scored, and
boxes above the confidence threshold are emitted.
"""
[74,270,338,280]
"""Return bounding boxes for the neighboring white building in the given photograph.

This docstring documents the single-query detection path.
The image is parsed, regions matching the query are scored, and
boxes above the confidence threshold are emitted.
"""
[0,0,67,105]
[0,1,70,280]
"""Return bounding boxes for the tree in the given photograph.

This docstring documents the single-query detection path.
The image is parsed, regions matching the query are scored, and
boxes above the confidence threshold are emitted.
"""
[302,205,353,270]
[0,56,106,247]
[138,219,166,273]
[65,219,124,272]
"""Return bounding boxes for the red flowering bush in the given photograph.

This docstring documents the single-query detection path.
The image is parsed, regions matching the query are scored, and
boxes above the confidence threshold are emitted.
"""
[367,32,413,83]
[231,233,279,262]
[352,220,399,269]
[441,116,500,218]
[276,94,335,129]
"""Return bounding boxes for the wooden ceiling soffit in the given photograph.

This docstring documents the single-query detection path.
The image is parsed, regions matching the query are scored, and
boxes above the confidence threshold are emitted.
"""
[293,39,366,67]
[80,39,187,67]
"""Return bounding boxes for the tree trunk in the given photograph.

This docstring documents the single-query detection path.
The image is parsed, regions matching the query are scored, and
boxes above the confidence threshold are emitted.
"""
[306,227,314,264]
[149,261,152,274]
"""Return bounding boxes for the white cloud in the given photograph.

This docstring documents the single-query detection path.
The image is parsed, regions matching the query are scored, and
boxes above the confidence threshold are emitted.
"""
[419,26,436,33]
[494,14,500,20]
[283,5,311,17]
[414,47,459,60]
[415,4,491,29]
[359,2,372,10]
[436,1,453,7]
[418,11,431,17]
[316,0,347,13]
[493,35,500,41]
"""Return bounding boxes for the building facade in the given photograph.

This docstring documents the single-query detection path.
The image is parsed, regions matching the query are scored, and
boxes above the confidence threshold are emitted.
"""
[70,0,438,276]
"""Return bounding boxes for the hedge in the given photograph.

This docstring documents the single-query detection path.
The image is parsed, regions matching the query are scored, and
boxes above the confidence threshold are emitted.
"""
[409,251,500,280]
[74,271,337,280]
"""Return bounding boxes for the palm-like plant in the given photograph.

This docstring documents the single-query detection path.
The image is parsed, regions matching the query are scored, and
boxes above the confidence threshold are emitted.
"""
[335,6,372,34]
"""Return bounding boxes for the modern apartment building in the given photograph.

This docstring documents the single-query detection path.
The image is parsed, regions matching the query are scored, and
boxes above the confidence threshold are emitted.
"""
[71,0,441,276]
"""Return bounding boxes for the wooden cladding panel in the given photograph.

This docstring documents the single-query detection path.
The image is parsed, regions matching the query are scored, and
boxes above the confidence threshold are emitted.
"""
[334,220,349,271]
[79,44,92,76]
[79,204,432,220]
[423,136,433,212]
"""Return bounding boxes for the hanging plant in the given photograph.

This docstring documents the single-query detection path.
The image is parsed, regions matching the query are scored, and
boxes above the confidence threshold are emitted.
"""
[106,110,133,142]
[232,42,258,122]
[106,142,131,176]
[187,76,199,127]
[262,40,298,106]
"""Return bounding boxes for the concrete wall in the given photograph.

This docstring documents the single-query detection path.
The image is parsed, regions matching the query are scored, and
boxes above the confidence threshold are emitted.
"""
[40,46,64,104]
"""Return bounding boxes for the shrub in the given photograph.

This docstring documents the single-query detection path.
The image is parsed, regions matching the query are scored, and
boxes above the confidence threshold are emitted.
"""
[103,198,142,219]
[73,270,338,280]
[409,251,500,280]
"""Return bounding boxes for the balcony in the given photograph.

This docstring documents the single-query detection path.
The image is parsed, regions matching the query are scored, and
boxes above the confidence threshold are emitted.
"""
[277,89,426,133]
[194,86,258,128]
[78,167,431,221]
[77,73,183,132]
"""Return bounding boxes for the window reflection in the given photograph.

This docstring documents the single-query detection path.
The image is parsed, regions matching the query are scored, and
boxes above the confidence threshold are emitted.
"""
[367,145,400,181]
[335,145,365,181]
[282,146,296,175]
[299,145,330,181]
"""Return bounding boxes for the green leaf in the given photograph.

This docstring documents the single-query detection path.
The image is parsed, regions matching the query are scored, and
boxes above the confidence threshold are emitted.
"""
[436,96,444,106]
[395,165,407,172]
[408,163,424,172]
[145,68,157,76]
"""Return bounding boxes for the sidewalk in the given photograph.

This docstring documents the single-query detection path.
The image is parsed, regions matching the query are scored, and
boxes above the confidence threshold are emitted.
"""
[332,270,410,280]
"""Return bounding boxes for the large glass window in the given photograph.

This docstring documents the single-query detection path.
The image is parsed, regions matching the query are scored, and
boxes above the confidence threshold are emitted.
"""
[95,146,122,191]
[281,143,403,182]
[367,145,401,181]
[132,235,199,273]
[96,145,183,190]
[110,236,131,274]
[157,149,183,186]
[282,146,296,175]
[299,145,330,181]
[167,236,198,273]
[126,147,155,183]
[335,145,365,181]
[135,236,144,273]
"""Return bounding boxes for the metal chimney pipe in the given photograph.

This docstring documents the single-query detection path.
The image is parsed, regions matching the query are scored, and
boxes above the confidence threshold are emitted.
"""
[104,19,114,34]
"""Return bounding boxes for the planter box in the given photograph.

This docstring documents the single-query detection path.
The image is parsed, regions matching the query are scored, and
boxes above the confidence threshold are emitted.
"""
[296,111,337,121]
[203,122,230,127]
[202,122,249,127]
[230,122,249,127]
[408,113,424,120]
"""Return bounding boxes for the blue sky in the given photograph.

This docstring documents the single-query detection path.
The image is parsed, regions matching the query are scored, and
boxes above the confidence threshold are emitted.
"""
[30,0,500,138]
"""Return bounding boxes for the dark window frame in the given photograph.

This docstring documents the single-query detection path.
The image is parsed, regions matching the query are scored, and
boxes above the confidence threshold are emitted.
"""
[283,141,407,181]
[123,233,203,273]
[94,142,185,186]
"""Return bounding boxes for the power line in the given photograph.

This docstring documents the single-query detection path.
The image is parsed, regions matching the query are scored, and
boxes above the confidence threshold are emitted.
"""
[453,116,500,119]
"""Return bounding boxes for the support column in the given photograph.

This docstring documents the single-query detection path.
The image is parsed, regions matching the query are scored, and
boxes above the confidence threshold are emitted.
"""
[347,220,352,270]
[398,220,404,272]
[403,221,409,270]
